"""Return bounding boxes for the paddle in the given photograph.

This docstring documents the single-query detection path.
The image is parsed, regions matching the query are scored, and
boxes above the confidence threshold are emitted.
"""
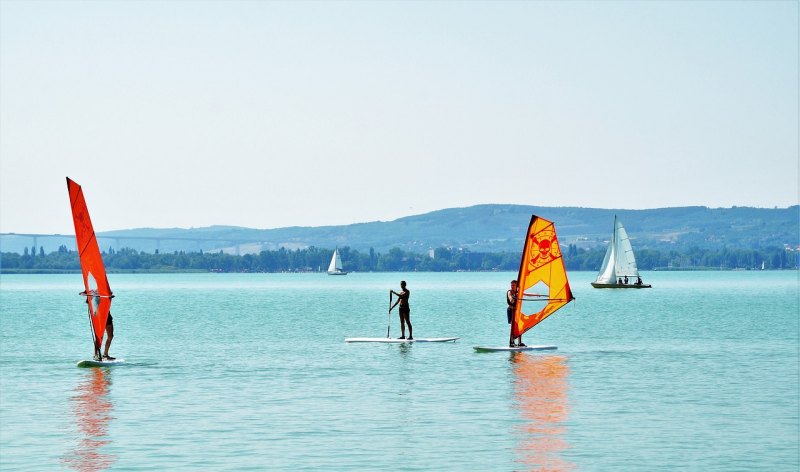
[387,291,393,338]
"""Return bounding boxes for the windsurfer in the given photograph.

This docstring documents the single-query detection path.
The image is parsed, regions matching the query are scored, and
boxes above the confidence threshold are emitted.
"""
[507,280,525,347]
[390,281,412,340]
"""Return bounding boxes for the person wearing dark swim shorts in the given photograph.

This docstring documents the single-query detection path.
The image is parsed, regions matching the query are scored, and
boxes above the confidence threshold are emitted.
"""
[507,279,525,347]
[390,281,412,340]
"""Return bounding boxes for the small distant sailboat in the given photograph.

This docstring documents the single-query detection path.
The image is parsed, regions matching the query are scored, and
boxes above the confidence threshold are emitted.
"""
[327,247,347,275]
[591,216,651,289]
[474,215,575,352]
[67,178,122,367]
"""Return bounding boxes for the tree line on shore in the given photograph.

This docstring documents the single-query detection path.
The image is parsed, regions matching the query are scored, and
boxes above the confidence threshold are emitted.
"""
[1,244,796,273]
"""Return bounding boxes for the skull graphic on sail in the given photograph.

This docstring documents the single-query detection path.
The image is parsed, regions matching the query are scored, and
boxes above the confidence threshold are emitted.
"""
[525,228,561,275]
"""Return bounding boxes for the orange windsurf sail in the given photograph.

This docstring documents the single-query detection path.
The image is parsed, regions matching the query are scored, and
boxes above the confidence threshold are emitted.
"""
[511,215,574,339]
[67,177,113,357]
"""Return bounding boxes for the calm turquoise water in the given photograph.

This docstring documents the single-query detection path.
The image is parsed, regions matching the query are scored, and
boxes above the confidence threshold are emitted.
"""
[1,271,797,471]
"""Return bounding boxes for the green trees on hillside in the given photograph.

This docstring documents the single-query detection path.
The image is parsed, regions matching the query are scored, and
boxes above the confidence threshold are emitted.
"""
[1,245,796,273]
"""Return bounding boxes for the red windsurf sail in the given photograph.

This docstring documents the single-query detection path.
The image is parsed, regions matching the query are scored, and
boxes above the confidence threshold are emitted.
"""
[511,215,574,339]
[67,178,113,357]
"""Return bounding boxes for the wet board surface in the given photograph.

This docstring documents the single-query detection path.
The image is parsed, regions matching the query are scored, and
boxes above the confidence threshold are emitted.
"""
[76,358,126,368]
[473,345,557,352]
[345,337,459,343]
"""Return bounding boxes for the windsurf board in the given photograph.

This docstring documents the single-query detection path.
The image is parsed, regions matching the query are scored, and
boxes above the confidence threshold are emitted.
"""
[473,345,556,352]
[77,358,125,368]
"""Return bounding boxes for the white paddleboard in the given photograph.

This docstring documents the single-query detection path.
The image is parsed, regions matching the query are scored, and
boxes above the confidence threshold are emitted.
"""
[473,345,556,352]
[77,358,125,368]
[345,337,459,343]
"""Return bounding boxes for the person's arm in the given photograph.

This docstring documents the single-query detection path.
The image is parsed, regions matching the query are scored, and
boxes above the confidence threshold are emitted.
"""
[390,298,400,312]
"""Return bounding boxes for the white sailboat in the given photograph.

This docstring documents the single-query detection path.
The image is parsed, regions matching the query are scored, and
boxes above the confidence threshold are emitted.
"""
[327,248,347,275]
[591,216,651,288]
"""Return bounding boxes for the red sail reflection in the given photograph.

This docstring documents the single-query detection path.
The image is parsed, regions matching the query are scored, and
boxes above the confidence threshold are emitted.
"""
[62,368,116,472]
[511,353,574,471]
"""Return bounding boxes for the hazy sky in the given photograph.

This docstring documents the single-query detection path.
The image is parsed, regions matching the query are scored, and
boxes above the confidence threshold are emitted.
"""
[1,1,797,234]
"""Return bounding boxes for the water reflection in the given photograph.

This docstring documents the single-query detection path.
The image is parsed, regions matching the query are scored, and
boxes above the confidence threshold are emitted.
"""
[62,368,116,472]
[510,353,574,471]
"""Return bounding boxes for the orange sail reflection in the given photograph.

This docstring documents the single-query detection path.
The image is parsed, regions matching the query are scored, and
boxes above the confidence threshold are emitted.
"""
[511,354,574,471]
[61,368,117,472]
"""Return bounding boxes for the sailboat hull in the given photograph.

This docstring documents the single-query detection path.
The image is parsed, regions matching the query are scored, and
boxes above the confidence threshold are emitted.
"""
[590,282,651,289]
[327,271,348,275]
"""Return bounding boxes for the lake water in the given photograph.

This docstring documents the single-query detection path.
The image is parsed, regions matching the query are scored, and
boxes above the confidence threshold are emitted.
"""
[0,271,797,471]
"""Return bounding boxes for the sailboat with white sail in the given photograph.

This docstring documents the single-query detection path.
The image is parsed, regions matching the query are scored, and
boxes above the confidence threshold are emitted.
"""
[591,216,651,288]
[474,215,575,352]
[67,178,124,367]
[327,247,347,275]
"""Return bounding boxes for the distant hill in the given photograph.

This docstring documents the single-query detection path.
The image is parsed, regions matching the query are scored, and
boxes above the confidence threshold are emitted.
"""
[2,204,797,255]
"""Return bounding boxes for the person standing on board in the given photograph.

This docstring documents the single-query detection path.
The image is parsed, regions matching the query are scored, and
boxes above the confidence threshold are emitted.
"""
[390,281,412,340]
[507,279,526,347]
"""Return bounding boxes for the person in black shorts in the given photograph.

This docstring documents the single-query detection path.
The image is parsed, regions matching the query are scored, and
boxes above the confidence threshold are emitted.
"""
[390,281,412,340]
[507,279,525,347]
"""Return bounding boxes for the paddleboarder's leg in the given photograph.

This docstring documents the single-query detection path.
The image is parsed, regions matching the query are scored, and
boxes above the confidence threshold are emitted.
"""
[400,306,414,339]
[402,307,412,340]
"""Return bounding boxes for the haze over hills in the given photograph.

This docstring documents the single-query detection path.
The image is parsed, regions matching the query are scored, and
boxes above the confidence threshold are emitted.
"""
[1,204,798,255]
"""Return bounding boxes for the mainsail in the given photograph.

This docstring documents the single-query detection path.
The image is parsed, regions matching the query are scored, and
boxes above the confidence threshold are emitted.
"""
[594,216,640,284]
[511,215,574,339]
[67,178,113,358]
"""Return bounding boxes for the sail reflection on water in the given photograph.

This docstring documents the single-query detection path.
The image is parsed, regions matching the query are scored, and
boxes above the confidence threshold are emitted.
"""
[511,354,574,471]
[61,368,116,472]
